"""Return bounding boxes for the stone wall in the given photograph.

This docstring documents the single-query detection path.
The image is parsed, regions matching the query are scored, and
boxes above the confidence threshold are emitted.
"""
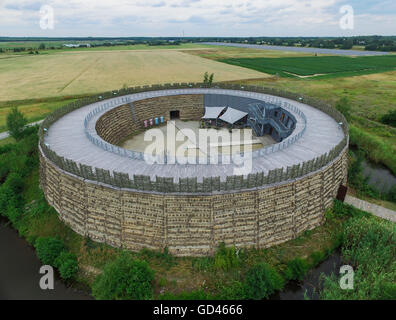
[95,94,204,145]
[95,104,138,145]
[39,146,348,257]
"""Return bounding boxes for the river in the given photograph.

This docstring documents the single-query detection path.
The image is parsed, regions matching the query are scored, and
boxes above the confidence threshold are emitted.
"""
[361,159,396,193]
[0,217,91,300]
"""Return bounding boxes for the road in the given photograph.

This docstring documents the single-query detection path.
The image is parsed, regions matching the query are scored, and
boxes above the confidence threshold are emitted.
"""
[0,120,43,141]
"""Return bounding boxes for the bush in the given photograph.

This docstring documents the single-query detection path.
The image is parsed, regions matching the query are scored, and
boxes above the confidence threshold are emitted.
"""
[244,263,284,300]
[213,242,240,271]
[6,107,27,141]
[284,258,308,281]
[54,252,79,280]
[0,173,24,215]
[92,252,154,300]
[380,109,396,127]
[34,237,66,265]
[218,281,246,300]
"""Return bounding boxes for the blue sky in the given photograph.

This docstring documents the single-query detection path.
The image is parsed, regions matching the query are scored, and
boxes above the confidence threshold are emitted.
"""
[0,0,395,37]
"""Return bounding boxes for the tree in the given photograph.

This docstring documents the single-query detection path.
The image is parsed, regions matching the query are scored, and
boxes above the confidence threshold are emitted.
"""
[203,72,214,86]
[6,107,27,141]
[92,252,154,300]
[208,73,214,85]
[39,43,46,50]
[203,71,209,83]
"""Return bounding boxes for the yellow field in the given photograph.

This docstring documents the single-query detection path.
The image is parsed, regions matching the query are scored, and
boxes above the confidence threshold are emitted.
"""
[0,49,269,101]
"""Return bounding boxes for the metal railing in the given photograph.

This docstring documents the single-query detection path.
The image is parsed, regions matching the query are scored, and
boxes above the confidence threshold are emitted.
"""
[82,88,308,164]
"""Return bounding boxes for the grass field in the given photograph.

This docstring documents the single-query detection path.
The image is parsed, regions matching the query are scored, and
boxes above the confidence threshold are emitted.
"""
[219,55,396,78]
[0,49,268,102]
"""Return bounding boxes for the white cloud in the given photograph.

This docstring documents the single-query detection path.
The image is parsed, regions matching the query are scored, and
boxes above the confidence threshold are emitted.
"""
[0,0,394,36]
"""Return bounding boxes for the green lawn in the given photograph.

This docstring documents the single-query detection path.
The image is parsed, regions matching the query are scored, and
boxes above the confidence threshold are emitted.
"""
[220,55,396,78]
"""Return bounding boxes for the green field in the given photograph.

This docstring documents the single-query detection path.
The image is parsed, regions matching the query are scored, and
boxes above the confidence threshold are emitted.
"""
[220,55,396,78]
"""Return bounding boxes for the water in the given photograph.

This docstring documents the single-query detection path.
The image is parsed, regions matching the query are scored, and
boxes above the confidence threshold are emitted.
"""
[361,159,396,193]
[0,217,91,300]
[272,252,343,300]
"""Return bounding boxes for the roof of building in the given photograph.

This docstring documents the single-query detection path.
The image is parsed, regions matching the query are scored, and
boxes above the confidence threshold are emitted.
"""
[202,106,226,119]
[219,107,248,124]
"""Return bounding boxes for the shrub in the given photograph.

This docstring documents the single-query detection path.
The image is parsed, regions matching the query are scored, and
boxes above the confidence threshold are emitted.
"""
[213,242,240,271]
[6,205,23,225]
[284,258,308,281]
[6,107,27,141]
[92,252,154,300]
[0,173,24,215]
[244,263,284,300]
[34,237,66,265]
[218,281,246,300]
[54,252,79,280]
[380,109,396,127]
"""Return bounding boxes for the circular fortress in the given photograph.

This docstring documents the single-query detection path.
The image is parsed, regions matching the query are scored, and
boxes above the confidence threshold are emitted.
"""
[39,84,348,256]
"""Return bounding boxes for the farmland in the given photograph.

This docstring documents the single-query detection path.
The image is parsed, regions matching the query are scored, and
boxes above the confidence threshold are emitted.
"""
[219,55,396,78]
[0,49,268,102]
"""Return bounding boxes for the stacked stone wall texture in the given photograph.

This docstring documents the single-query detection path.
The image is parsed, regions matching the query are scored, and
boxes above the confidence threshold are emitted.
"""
[39,146,348,257]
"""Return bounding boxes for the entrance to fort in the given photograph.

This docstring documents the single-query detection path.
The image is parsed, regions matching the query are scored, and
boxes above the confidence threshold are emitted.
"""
[170,110,180,120]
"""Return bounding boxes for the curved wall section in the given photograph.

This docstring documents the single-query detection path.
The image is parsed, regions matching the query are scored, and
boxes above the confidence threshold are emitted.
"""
[95,94,204,145]
[39,146,348,257]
